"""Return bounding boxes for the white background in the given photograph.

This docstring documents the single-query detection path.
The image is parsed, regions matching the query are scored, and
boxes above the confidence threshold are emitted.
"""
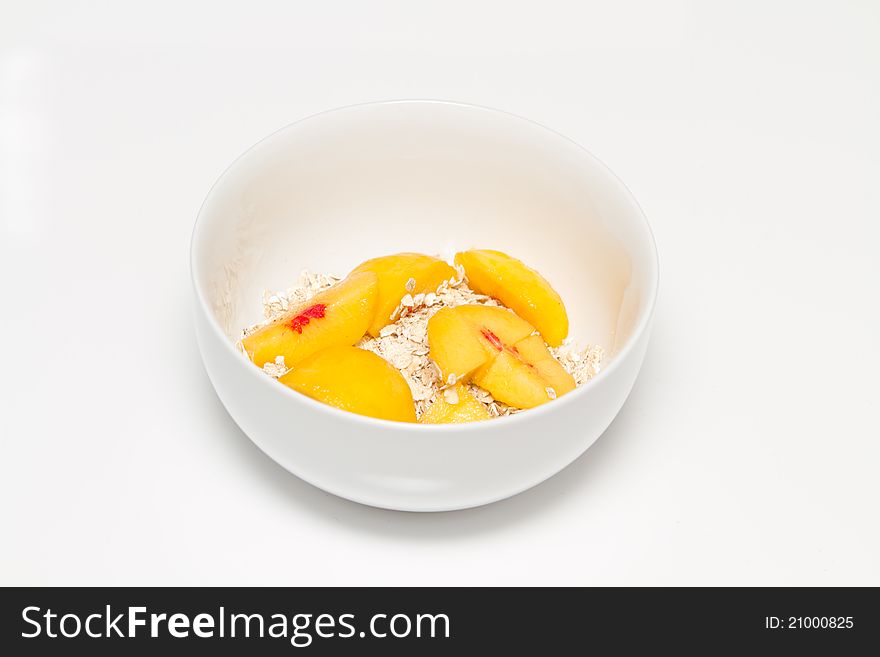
[2,1,878,585]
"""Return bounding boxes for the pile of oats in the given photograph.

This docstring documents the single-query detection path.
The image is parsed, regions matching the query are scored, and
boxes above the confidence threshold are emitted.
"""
[241,268,605,420]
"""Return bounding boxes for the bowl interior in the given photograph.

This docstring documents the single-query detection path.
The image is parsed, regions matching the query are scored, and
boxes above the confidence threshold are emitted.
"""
[194,101,656,361]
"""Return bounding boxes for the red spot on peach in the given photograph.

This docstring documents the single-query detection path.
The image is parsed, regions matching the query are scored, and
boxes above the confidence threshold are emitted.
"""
[287,303,327,334]
[481,328,504,351]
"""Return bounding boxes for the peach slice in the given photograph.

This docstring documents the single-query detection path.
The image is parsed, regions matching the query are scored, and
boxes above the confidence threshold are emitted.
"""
[280,346,417,422]
[426,305,535,381]
[473,336,575,408]
[472,335,575,409]
[511,335,576,398]
[419,384,491,424]
[471,351,551,409]
[241,271,378,368]
[350,253,457,336]
[455,249,569,346]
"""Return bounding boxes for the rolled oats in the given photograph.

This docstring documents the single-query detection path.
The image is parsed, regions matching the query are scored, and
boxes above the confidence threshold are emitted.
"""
[242,269,605,420]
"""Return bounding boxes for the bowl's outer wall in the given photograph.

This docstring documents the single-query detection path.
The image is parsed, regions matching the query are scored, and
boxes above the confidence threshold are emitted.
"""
[194,304,652,511]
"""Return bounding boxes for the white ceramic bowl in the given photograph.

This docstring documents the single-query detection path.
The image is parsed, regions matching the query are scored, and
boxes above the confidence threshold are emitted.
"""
[191,100,658,511]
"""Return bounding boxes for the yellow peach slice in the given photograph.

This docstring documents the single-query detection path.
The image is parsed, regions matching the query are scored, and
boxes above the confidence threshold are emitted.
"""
[350,253,457,336]
[512,335,576,398]
[280,346,417,422]
[471,335,575,409]
[241,271,378,368]
[426,305,535,381]
[419,384,491,424]
[472,352,549,409]
[455,249,569,346]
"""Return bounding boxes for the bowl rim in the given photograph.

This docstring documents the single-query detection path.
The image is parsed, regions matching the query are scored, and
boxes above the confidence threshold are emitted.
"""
[190,99,660,434]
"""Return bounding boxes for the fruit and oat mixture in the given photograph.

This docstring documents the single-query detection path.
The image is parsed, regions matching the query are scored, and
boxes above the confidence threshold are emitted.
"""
[239,251,604,423]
